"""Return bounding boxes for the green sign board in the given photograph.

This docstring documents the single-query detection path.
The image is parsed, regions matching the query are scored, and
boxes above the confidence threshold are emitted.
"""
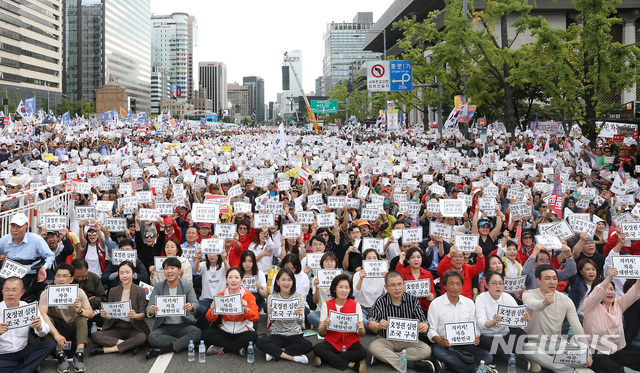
[310,100,338,113]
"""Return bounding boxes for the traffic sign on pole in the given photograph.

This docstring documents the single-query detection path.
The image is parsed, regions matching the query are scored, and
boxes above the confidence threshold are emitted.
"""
[310,100,338,113]
[367,61,390,92]
[367,61,412,92]
[389,61,412,91]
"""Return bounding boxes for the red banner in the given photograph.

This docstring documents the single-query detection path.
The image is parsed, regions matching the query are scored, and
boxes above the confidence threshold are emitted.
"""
[547,175,563,219]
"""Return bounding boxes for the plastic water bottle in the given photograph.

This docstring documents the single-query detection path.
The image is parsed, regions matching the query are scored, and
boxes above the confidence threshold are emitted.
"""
[247,341,254,363]
[508,353,517,373]
[399,349,407,373]
[90,322,97,334]
[342,345,347,353]
[198,340,206,363]
[187,340,195,362]
[567,327,575,345]
[478,360,487,373]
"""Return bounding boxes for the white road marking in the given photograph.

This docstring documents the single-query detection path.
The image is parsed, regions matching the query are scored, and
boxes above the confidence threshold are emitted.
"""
[149,352,173,373]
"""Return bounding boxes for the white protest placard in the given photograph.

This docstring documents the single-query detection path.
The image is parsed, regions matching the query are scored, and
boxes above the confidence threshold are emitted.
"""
[538,220,575,240]
[316,212,336,228]
[620,223,640,240]
[191,203,220,224]
[362,238,385,256]
[214,223,236,239]
[327,196,346,210]
[357,185,370,199]
[444,321,476,346]
[242,276,258,292]
[426,201,440,214]
[509,203,531,219]
[429,221,453,240]
[253,213,275,228]
[201,238,225,255]
[42,215,68,231]
[328,310,359,333]
[75,206,96,221]
[153,256,175,273]
[439,199,466,217]
[361,208,379,221]
[611,256,640,278]
[504,275,527,293]
[387,317,419,343]
[307,193,323,206]
[47,284,79,306]
[214,293,243,315]
[95,200,114,213]
[156,202,173,216]
[0,259,29,279]
[552,348,589,367]
[402,228,422,244]
[105,217,127,232]
[101,300,132,319]
[76,182,91,194]
[227,184,243,198]
[110,249,137,265]
[3,302,38,329]
[138,208,160,222]
[282,224,302,239]
[569,218,596,237]
[616,194,635,206]
[265,202,283,215]
[496,305,527,327]
[270,298,299,320]
[534,234,563,251]
[362,260,388,278]
[454,234,479,253]
[613,212,637,227]
[306,253,323,269]
[233,202,252,214]
[317,269,342,288]
[155,295,186,317]
[404,279,431,298]
[478,197,496,214]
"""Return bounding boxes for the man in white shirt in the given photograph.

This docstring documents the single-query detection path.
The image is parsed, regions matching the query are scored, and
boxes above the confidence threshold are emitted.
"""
[0,277,56,372]
[428,270,493,373]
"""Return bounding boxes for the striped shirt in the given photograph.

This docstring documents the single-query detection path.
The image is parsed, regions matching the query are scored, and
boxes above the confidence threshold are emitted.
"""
[371,292,427,338]
[267,291,306,336]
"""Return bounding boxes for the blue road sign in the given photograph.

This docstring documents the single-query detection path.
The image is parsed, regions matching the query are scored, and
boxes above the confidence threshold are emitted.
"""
[389,61,412,92]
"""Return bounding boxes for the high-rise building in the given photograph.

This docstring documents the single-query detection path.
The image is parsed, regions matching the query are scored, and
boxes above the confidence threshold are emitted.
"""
[282,50,302,114]
[151,67,171,114]
[199,62,227,113]
[151,13,197,103]
[227,82,251,116]
[63,0,152,112]
[243,76,264,122]
[0,0,64,105]
[315,77,324,97]
[322,12,382,95]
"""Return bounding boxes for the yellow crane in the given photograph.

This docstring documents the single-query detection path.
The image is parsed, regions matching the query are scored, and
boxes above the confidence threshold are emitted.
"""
[284,51,320,132]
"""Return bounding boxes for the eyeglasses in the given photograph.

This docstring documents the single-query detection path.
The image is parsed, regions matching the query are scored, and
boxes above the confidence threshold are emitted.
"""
[319,233,329,236]
[238,227,247,230]
[489,282,504,286]
[87,231,98,236]
[55,274,71,279]
[144,234,156,239]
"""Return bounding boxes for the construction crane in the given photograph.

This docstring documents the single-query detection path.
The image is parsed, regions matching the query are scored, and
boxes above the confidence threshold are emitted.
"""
[284,51,320,132]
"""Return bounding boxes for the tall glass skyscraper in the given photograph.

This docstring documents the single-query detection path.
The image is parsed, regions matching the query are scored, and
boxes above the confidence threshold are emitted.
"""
[64,0,151,111]
[243,76,264,122]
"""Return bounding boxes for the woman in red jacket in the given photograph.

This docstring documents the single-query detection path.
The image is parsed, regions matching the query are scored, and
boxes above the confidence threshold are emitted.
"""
[313,274,367,372]
[202,267,259,356]
[395,247,436,317]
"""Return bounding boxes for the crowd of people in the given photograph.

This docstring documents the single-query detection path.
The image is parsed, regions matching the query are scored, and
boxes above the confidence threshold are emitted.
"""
[0,119,639,373]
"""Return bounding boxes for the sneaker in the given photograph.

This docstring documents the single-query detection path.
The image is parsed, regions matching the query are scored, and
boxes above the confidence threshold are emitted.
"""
[370,355,379,366]
[239,347,246,357]
[56,352,70,373]
[573,369,594,373]
[432,359,444,373]
[413,360,435,373]
[295,355,309,364]
[528,360,541,373]
[73,351,86,373]
[314,356,322,367]
[266,353,274,362]
[206,345,223,355]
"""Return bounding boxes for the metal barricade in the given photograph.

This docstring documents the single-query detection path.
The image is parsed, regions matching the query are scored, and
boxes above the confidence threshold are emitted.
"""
[0,181,70,236]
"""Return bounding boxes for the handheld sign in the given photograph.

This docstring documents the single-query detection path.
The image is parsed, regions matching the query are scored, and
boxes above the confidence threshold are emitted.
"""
[497,305,527,327]
[387,317,419,343]
[404,279,431,298]
[0,259,29,279]
[429,221,453,240]
[503,275,527,293]
[75,206,96,221]
[214,223,237,239]
[156,202,173,216]
[155,295,186,317]
[138,208,160,222]
[306,253,323,269]
[317,269,342,288]
[402,228,422,244]
[444,322,476,346]
[110,249,137,266]
[101,300,132,319]
[242,276,258,292]
[316,212,336,228]
[214,293,243,315]
[454,234,479,253]
[233,202,252,214]
[327,310,359,333]
[3,302,38,329]
[201,238,225,255]
[439,199,466,217]
[538,221,575,241]
[47,284,79,306]
[270,298,298,320]
[620,223,640,240]
[42,215,67,231]
[611,256,640,278]
[297,211,314,224]
[362,238,385,255]
[106,217,127,232]
[361,208,379,221]
[253,213,275,228]
[552,348,589,367]
[282,224,302,239]
[361,260,388,278]
[191,203,220,223]
[535,235,563,251]
[153,256,176,274]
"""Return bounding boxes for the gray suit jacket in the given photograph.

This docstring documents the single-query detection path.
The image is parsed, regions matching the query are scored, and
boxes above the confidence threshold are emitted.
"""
[146,278,198,329]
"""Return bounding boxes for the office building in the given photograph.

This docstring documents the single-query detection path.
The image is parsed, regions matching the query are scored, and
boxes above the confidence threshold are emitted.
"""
[322,12,382,95]
[282,50,302,114]
[0,0,64,106]
[227,82,251,116]
[151,66,171,114]
[243,76,264,121]
[199,61,227,113]
[63,0,152,112]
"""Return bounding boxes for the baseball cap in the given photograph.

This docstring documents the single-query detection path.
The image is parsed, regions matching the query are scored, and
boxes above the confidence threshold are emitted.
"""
[10,213,28,226]
[7,176,22,187]
[356,219,371,227]
[198,223,212,229]
[478,219,493,227]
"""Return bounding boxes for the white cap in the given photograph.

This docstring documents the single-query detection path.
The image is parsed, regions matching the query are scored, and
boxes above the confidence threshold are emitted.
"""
[10,212,28,226]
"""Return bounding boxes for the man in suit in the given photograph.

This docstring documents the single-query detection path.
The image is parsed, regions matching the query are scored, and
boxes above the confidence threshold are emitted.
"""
[145,257,201,359]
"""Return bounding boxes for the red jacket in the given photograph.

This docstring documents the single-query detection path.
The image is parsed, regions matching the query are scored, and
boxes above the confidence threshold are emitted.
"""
[229,228,255,268]
[437,254,484,299]
[325,298,360,350]
[395,262,436,311]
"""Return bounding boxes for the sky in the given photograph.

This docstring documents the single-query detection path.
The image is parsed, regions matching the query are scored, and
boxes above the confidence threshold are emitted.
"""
[150,0,392,104]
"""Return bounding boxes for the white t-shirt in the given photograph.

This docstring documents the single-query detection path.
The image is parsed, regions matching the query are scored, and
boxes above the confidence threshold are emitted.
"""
[84,244,103,276]
[249,239,278,272]
[199,264,226,300]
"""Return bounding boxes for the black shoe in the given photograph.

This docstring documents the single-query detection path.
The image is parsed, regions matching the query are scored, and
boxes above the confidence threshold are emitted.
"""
[145,348,161,360]
[413,360,435,373]
[370,355,378,366]
[90,347,104,356]
[132,346,140,355]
